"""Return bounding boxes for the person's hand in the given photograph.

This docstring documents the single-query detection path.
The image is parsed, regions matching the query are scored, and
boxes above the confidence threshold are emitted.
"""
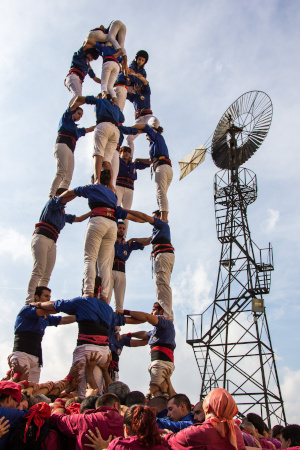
[85,383,99,397]
[85,427,114,449]
[127,68,134,76]
[68,360,84,379]
[85,353,101,369]
[97,353,112,372]
[0,417,10,438]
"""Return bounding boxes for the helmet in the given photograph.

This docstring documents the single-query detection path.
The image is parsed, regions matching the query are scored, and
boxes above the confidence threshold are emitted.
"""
[135,50,149,64]
[147,117,160,129]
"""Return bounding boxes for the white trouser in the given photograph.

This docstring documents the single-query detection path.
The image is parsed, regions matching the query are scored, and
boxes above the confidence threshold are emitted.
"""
[154,252,175,320]
[8,352,41,383]
[111,150,120,188]
[148,360,174,385]
[72,345,110,398]
[108,270,126,311]
[101,61,120,99]
[83,217,117,297]
[116,186,134,237]
[49,143,74,197]
[114,85,127,112]
[108,20,127,56]
[84,29,108,45]
[94,123,119,163]
[155,164,173,212]
[64,73,82,106]
[26,234,56,305]
[126,114,154,158]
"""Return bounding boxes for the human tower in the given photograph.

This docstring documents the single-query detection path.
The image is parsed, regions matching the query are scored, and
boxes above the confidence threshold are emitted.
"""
[8,20,176,399]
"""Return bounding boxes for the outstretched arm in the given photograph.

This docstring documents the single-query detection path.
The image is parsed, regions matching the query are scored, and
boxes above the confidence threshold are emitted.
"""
[59,189,77,204]
[125,210,155,225]
[70,95,87,111]
[30,301,57,315]
[59,315,76,325]
[74,211,91,223]
[122,310,159,326]
[86,126,95,133]
[127,237,151,247]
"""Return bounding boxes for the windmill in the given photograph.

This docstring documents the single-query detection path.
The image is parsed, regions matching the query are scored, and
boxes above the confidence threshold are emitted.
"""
[183,91,286,425]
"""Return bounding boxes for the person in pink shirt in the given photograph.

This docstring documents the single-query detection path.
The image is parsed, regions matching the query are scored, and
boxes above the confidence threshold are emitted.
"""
[166,388,246,450]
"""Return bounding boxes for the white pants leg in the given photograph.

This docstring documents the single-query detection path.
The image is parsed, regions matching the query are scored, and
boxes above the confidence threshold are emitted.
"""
[94,123,120,163]
[84,30,108,45]
[26,235,56,305]
[108,20,127,55]
[154,252,175,320]
[116,186,134,237]
[101,61,120,99]
[83,217,117,296]
[72,345,110,398]
[114,86,127,112]
[148,360,174,385]
[64,73,83,106]
[8,352,41,383]
[111,150,120,188]
[49,143,75,197]
[126,114,154,158]
[154,164,173,212]
[108,270,126,311]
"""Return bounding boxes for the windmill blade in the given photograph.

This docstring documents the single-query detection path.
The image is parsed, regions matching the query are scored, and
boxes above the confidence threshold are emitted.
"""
[178,145,206,180]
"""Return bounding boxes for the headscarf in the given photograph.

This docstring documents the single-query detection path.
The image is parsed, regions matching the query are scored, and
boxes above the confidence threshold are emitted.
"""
[0,381,22,403]
[65,403,81,415]
[23,402,51,443]
[203,388,239,450]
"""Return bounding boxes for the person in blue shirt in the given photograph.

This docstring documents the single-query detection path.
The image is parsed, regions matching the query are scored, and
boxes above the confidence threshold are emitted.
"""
[122,209,175,321]
[129,50,149,81]
[134,119,173,222]
[125,70,155,158]
[9,286,75,383]
[108,221,149,311]
[49,102,95,198]
[116,145,150,235]
[25,192,90,305]
[0,381,27,450]
[156,394,195,432]
[120,302,176,400]
[71,94,125,186]
[59,170,142,301]
[64,44,101,105]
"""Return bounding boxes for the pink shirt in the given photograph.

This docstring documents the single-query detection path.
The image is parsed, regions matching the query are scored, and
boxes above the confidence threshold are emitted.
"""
[108,435,167,450]
[166,420,246,450]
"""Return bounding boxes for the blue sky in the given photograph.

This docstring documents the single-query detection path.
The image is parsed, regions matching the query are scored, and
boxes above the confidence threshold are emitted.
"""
[0,0,299,424]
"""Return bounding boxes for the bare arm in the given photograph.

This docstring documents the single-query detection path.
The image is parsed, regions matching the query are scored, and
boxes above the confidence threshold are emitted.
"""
[30,301,57,315]
[127,237,151,246]
[125,317,145,325]
[93,76,101,84]
[59,189,77,204]
[70,95,86,110]
[130,338,148,348]
[132,124,147,131]
[124,330,149,340]
[85,126,95,133]
[126,212,148,223]
[74,211,91,223]
[126,311,159,326]
[128,69,148,85]
[59,315,76,325]
[134,157,152,164]
[125,210,155,225]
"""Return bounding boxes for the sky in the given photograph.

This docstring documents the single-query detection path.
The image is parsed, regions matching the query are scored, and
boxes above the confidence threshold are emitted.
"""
[0,0,300,426]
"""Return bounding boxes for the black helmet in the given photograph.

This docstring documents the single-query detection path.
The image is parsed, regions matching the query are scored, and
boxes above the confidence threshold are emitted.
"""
[135,50,149,64]
[85,47,99,60]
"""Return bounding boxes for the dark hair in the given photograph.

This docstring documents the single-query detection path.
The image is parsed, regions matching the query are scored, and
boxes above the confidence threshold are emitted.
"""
[0,394,10,403]
[65,396,82,408]
[8,418,53,450]
[135,50,149,64]
[55,187,67,196]
[281,425,300,447]
[95,393,120,409]
[108,381,130,405]
[118,221,125,227]
[125,391,146,407]
[85,47,99,60]
[246,413,266,435]
[152,210,161,218]
[34,286,51,298]
[272,424,284,438]
[120,146,131,154]
[80,395,98,413]
[155,126,164,134]
[100,169,111,187]
[74,106,83,113]
[124,405,166,448]
[168,394,191,413]
[148,396,167,412]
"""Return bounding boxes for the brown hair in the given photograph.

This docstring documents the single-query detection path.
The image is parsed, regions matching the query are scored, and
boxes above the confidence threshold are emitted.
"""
[124,405,167,448]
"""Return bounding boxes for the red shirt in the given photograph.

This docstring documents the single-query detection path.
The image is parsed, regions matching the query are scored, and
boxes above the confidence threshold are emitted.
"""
[108,435,167,450]
[50,406,124,450]
[166,420,246,450]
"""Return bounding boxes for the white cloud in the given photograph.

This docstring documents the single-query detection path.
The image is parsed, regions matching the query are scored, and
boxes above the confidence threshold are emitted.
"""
[281,367,300,424]
[0,227,31,262]
[262,209,280,233]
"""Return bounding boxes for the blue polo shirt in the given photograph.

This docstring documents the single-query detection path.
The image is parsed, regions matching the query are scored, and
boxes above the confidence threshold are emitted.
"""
[53,297,125,329]
[58,108,86,141]
[151,218,172,244]
[118,125,139,147]
[38,197,75,233]
[127,83,151,111]
[14,306,61,336]
[85,96,125,125]
[95,42,123,63]
[156,412,195,433]
[110,334,131,354]
[147,316,176,348]
[0,407,27,450]
[129,60,147,78]
[144,125,169,161]
[114,240,144,263]
[70,47,96,79]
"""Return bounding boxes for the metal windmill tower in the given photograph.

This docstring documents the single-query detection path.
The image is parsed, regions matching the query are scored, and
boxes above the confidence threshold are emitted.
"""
[183,91,286,426]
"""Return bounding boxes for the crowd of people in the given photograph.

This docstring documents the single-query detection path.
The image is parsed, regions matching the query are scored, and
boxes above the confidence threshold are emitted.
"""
[1,18,295,450]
